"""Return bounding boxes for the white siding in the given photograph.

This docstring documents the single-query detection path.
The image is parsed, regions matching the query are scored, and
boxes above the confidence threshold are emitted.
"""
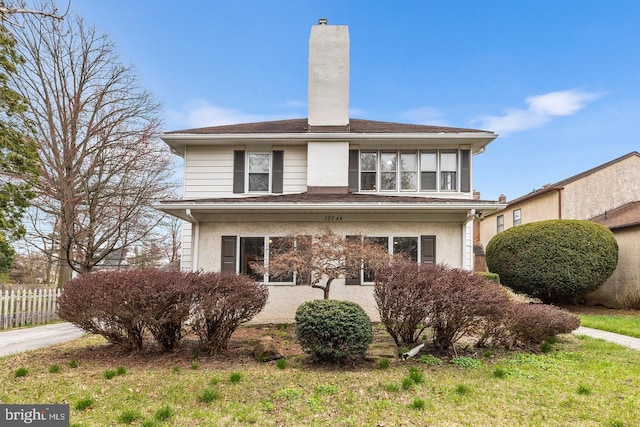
[183,145,308,198]
[282,146,308,193]
[180,221,192,271]
[184,147,234,198]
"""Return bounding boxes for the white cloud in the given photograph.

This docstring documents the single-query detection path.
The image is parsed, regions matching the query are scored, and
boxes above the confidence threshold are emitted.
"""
[166,99,294,130]
[473,89,605,135]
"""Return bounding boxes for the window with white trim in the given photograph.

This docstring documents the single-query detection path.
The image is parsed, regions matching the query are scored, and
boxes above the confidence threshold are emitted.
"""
[439,151,457,191]
[348,235,423,283]
[247,152,270,192]
[233,150,284,194]
[232,236,297,284]
[497,215,504,233]
[513,209,522,226]
[358,149,464,192]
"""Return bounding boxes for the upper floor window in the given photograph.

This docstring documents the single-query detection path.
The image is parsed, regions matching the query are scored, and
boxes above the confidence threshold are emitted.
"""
[357,149,466,193]
[513,209,522,226]
[440,151,457,191]
[248,153,270,192]
[233,150,283,194]
[497,215,504,233]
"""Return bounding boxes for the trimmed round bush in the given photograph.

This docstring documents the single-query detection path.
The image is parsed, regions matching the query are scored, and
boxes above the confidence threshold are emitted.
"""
[295,300,373,362]
[486,220,618,302]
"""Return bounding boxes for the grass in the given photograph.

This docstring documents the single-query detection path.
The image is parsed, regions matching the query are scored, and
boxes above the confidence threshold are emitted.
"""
[2,329,640,426]
[579,314,640,338]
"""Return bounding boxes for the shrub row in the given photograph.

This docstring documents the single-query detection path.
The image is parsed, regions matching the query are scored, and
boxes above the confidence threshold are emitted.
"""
[57,270,268,353]
[374,259,579,351]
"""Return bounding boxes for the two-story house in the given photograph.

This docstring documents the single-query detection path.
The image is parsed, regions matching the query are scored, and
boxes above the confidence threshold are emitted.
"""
[478,151,640,308]
[155,21,506,322]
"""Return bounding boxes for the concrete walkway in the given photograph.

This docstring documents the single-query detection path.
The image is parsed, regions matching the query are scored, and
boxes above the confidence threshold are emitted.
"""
[0,322,85,357]
[573,326,640,350]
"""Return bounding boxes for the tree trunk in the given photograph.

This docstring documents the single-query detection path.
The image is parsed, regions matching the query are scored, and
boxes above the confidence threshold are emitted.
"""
[56,244,72,289]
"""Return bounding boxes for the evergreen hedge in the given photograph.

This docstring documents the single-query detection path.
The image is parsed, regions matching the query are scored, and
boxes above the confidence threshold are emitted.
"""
[485,220,618,301]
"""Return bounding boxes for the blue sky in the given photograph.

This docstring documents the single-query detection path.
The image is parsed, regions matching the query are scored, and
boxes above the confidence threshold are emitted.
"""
[69,1,640,201]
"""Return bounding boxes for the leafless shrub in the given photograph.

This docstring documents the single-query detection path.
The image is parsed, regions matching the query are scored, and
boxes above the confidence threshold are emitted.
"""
[374,260,446,347]
[189,272,269,353]
[616,290,640,311]
[57,271,146,351]
[58,270,268,353]
[499,303,580,347]
[429,268,512,351]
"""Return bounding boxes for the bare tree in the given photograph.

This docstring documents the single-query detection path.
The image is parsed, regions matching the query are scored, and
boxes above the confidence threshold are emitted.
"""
[255,227,392,300]
[0,0,68,21]
[11,11,174,286]
[160,215,182,270]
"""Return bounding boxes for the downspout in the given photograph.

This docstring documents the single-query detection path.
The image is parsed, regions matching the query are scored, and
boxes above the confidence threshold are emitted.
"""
[462,209,476,271]
[557,187,563,219]
[186,209,200,271]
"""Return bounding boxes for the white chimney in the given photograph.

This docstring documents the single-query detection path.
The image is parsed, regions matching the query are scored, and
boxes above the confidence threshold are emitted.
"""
[308,19,350,127]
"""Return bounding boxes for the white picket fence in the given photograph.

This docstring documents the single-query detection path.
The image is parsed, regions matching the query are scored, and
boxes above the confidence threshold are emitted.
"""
[0,288,62,330]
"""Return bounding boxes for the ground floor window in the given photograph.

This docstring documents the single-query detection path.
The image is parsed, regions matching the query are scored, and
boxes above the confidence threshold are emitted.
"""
[223,234,435,285]
[349,235,434,284]
[225,235,296,284]
[239,237,264,281]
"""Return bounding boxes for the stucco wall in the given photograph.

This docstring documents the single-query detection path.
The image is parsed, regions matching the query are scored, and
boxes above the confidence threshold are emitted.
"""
[562,156,640,220]
[196,219,463,322]
[307,142,349,188]
[479,190,559,249]
[584,227,640,308]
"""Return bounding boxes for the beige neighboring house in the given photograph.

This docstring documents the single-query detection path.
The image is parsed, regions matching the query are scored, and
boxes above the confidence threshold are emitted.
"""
[154,21,506,323]
[478,151,640,307]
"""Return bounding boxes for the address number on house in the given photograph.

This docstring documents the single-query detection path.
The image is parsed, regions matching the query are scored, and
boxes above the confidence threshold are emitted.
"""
[324,215,343,221]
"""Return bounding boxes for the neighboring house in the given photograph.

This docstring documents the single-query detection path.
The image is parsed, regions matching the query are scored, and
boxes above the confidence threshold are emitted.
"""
[587,201,640,307]
[94,248,130,271]
[155,21,506,322]
[478,151,640,307]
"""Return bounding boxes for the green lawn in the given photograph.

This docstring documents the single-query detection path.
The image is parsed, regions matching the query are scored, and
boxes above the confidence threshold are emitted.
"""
[579,314,640,338]
[2,332,640,426]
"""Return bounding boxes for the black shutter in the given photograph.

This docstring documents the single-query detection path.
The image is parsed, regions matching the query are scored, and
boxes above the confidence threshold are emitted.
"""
[221,236,237,272]
[460,149,471,193]
[421,235,436,265]
[233,151,245,194]
[272,150,284,193]
[348,150,359,193]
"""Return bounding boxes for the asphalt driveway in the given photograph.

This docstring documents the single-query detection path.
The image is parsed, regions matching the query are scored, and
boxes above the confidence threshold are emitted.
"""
[0,322,85,357]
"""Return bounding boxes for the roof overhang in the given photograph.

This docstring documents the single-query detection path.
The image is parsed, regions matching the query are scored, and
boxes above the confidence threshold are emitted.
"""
[154,199,507,223]
[161,132,497,157]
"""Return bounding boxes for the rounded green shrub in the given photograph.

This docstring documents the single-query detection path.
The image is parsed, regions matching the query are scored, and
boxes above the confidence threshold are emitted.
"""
[295,300,373,362]
[486,220,618,301]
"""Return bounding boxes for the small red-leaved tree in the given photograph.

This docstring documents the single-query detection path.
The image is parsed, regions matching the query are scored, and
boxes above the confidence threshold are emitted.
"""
[256,227,391,300]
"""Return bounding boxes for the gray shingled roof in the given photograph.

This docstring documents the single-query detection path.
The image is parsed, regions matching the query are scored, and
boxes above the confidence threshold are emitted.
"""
[170,192,500,205]
[166,118,492,135]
